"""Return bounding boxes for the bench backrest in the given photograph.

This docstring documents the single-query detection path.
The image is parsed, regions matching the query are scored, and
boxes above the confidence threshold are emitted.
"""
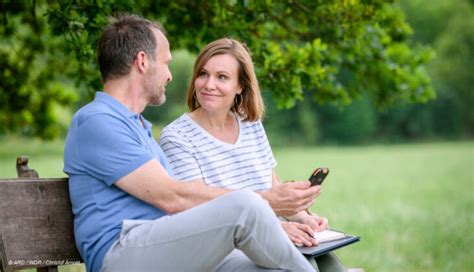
[0,157,82,272]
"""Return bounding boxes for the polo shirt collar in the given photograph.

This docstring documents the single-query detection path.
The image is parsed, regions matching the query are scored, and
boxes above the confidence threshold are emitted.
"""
[94,91,137,118]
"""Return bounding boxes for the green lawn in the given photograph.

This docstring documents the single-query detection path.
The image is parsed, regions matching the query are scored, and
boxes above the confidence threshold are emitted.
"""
[0,137,66,178]
[1,138,473,271]
[274,141,474,271]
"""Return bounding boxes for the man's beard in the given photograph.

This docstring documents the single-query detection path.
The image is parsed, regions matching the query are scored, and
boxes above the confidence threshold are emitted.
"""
[148,89,166,107]
[144,75,166,107]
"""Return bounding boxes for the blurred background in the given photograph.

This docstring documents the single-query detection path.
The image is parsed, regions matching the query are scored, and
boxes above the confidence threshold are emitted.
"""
[0,0,472,271]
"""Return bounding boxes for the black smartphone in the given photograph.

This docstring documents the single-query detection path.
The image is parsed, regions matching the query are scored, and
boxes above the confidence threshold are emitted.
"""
[308,167,329,186]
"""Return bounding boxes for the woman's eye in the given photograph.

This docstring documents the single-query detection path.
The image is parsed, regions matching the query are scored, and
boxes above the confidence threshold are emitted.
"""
[218,75,228,80]
[198,71,208,77]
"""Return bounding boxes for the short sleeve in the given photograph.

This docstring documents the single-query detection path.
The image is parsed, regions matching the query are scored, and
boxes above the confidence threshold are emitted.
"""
[256,120,277,168]
[76,114,153,186]
[158,129,203,181]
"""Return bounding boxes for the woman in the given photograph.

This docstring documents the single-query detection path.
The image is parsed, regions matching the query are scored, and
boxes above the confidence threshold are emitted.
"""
[159,38,346,271]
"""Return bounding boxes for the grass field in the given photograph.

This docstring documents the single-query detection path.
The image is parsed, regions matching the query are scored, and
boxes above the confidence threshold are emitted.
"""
[1,138,473,271]
[274,141,474,271]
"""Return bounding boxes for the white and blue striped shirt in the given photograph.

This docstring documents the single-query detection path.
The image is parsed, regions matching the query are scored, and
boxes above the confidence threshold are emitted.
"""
[158,113,276,191]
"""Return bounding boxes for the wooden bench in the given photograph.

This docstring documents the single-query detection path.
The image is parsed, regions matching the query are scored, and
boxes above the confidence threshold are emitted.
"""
[0,157,82,272]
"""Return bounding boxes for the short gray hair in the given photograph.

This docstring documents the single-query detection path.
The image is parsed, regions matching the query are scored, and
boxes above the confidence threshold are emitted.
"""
[97,14,166,82]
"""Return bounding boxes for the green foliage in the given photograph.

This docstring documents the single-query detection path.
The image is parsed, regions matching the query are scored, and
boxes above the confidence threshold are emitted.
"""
[317,96,377,144]
[48,0,434,108]
[265,0,473,145]
[0,0,444,140]
[0,1,78,139]
[430,6,474,134]
[264,93,377,145]
[46,0,135,90]
[399,0,474,136]
[264,94,321,146]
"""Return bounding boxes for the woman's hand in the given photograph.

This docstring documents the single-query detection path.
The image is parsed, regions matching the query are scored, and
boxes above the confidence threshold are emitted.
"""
[286,210,329,232]
[304,213,329,232]
[281,221,318,247]
[260,182,321,216]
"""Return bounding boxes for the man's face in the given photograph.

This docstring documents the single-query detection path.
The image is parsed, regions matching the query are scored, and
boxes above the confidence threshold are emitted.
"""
[144,28,173,107]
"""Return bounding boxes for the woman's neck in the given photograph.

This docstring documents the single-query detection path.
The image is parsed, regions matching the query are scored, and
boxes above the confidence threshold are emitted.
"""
[191,108,234,131]
[190,108,240,144]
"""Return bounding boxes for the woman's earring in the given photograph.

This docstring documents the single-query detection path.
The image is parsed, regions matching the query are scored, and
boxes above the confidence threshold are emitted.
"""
[193,89,200,107]
[234,93,243,111]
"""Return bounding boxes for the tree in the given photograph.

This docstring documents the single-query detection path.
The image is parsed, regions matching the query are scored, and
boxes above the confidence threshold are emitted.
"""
[399,0,474,137]
[1,0,435,139]
[0,1,78,139]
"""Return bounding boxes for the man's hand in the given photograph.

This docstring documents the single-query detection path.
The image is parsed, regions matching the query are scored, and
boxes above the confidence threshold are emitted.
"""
[260,181,321,216]
[281,221,318,247]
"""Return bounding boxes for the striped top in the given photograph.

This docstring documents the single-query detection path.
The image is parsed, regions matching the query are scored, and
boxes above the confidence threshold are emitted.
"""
[158,113,277,191]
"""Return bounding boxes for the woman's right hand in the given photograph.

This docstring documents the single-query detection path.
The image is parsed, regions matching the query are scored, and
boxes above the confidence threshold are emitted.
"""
[261,181,321,216]
[281,221,318,247]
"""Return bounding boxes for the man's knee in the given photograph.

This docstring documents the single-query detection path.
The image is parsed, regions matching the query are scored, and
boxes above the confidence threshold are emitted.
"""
[227,189,267,206]
[225,190,273,216]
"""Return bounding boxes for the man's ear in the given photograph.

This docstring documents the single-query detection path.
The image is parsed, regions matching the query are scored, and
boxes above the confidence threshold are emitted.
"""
[135,51,147,74]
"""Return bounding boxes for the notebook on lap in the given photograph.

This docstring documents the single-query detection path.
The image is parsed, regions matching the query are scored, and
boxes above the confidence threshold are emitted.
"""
[297,229,360,257]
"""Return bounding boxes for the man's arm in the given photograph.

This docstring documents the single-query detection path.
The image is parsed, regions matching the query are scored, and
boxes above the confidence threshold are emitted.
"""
[115,159,229,214]
[158,125,319,215]
[116,160,320,215]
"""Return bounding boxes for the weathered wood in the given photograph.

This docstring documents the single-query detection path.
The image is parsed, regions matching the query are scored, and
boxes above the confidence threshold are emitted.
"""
[15,156,39,178]
[0,178,82,271]
[0,234,9,272]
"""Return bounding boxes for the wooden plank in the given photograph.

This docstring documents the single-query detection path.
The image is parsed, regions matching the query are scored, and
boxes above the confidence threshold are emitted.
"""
[0,178,82,270]
[1,234,11,272]
[15,156,39,178]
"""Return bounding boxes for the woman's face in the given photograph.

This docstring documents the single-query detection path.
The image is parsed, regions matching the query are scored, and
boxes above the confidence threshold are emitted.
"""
[194,54,242,113]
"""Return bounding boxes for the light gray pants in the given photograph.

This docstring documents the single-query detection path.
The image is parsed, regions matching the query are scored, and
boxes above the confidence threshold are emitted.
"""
[101,190,315,272]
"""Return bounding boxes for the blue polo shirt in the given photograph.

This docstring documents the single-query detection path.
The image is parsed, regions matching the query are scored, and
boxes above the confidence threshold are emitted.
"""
[64,92,173,272]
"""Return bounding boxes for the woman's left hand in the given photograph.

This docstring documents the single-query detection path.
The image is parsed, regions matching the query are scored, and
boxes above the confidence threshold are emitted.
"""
[304,213,329,232]
[288,210,329,232]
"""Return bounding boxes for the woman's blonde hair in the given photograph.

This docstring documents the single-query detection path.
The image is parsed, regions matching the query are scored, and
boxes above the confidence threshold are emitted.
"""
[186,38,264,121]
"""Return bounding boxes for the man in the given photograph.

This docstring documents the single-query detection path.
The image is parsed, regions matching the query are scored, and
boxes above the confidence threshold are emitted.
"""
[64,14,320,272]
